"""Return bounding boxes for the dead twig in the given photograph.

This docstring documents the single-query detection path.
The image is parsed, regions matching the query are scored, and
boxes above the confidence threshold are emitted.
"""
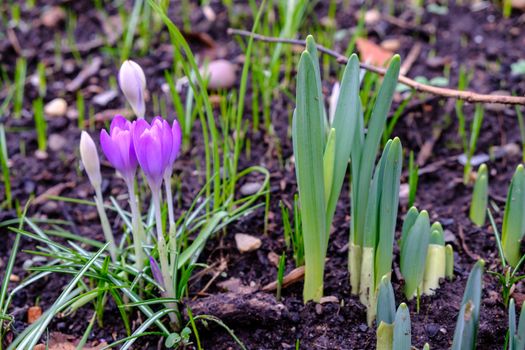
[228,28,525,106]
[400,42,422,76]
[262,265,305,292]
[458,225,481,261]
[193,258,228,300]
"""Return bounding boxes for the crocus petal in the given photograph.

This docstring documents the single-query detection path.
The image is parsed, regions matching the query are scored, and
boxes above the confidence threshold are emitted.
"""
[134,125,164,189]
[100,116,138,181]
[110,115,130,134]
[160,119,173,169]
[170,119,182,164]
[100,129,125,171]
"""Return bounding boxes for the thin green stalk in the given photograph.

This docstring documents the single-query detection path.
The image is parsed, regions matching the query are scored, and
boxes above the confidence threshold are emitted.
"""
[230,0,267,205]
[125,179,145,275]
[163,174,176,233]
[0,124,12,209]
[77,91,85,129]
[151,189,179,328]
[120,0,144,61]
[33,97,47,152]
[14,57,27,119]
[94,187,117,262]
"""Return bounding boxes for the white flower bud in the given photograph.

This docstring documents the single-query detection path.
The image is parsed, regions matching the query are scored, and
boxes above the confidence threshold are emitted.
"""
[80,131,102,189]
[118,60,146,119]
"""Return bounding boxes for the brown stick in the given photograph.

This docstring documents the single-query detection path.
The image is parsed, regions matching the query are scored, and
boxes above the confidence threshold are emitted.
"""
[228,28,525,106]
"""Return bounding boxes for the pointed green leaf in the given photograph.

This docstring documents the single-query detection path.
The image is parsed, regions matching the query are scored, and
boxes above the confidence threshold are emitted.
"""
[353,55,401,248]
[470,164,488,227]
[452,259,484,350]
[377,321,394,350]
[502,165,525,266]
[375,137,403,287]
[516,298,525,350]
[446,244,454,280]
[393,303,411,350]
[323,128,336,206]
[326,54,360,238]
[305,35,328,140]
[430,222,445,246]
[377,275,396,325]
[363,140,392,248]
[401,206,419,248]
[293,51,327,302]
[400,210,430,299]
[510,298,517,350]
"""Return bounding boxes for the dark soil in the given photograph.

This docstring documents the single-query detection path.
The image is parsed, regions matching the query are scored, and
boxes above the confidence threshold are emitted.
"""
[1,0,525,349]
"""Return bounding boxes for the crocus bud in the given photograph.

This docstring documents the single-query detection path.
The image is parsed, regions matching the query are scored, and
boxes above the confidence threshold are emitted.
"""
[100,115,138,182]
[119,60,146,119]
[80,131,102,189]
[132,117,173,191]
[149,256,165,289]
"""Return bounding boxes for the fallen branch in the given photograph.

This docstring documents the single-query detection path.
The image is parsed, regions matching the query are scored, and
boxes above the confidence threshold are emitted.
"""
[228,28,525,106]
[262,265,305,292]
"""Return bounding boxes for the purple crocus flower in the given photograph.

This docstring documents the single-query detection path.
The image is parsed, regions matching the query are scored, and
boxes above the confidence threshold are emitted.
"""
[132,117,173,190]
[100,115,138,182]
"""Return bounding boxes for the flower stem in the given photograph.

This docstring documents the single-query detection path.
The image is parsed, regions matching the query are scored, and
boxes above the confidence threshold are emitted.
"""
[163,173,177,267]
[94,186,117,262]
[163,173,176,232]
[126,179,145,275]
[152,188,180,329]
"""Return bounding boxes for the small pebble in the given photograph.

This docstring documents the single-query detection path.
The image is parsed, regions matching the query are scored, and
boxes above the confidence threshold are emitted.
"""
[315,303,323,315]
[9,274,20,282]
[66,108,79,120]
[24,180,36,194]
[202,5,216,21]
[426,56,450,69]
[380,39,401,52]
[48,133,67,151]
[267,251,280,267]
[359,324,368,332]
[63,60,76,74]
[22,260,33,270]
[320,296,339,304]
[512,0,525,10]
[240,182,262,196]
[44,98,68,117]
[444,229,456,243]
[93,90,118,106]
[399,183,409,201]
[235,233,262,253]
[364,9,380,25]
[426,323,440,337]
[200,60,237,90]
[41,201,59,214]
[35,150,49,160]
[41,6,66,28]
[27,306,42,324]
